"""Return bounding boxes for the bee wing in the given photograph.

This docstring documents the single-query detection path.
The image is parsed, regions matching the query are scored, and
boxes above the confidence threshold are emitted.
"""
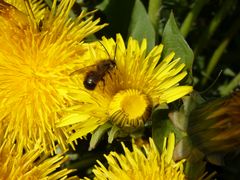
[70,64,97,76]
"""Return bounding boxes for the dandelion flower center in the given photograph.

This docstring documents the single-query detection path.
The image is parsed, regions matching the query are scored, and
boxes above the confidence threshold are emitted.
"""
[122,94,146,118]
[109,89,152,127]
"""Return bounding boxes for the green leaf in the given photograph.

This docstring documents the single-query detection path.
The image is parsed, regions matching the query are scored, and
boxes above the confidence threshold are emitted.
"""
[162,12,194,73]
[128,0,156,52]
[108,125,120,143]
[100,0,155,51]
[185,155,207,179]
[152,107,189,154]
[168,111,187,131]
[169,92,205,131]
[89,122,111,151]
[173,137,192,161]
[152,109,173,152]
[219,73,240,96]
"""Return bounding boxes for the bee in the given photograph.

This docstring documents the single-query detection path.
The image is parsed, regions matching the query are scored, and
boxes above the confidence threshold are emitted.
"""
[71,59,117,90]
[70,42,117,90]
[82,60,116,90]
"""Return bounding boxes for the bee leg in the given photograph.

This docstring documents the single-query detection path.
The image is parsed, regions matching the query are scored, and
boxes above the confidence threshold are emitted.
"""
[107,70,113,80]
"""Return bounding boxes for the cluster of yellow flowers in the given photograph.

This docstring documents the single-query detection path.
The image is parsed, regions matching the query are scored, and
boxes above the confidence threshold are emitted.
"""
[0,0,193,179]
[90,133,186,180]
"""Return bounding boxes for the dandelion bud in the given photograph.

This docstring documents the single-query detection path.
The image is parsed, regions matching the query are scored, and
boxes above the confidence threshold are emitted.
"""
[188,91,240,154]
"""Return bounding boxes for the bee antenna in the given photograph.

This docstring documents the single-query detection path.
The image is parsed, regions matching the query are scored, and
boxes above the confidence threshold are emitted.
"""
[98,40,112,59]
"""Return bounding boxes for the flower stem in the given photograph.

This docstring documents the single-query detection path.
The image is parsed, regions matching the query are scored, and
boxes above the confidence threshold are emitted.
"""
[202,17,240,85]
[148,0,162,31]
[148,0,162,43]
[194,0,236,56]
[180,0,209,37]
[219,73,240,96]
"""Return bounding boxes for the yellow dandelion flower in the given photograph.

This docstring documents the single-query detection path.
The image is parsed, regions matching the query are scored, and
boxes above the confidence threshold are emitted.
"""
[58,34,193,142]
[0,139,76,180]
[0,0,105,153]
[4,0,46,22]
[89,133,186,180]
